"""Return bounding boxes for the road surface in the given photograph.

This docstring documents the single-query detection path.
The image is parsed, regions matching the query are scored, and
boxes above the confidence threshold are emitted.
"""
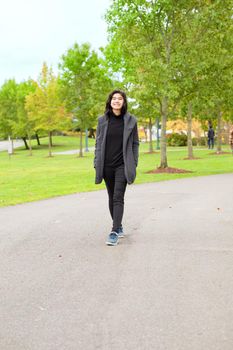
[0,174,233,350]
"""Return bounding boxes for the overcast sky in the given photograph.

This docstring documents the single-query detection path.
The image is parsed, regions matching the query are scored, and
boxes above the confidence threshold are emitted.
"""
[0,0,111,86]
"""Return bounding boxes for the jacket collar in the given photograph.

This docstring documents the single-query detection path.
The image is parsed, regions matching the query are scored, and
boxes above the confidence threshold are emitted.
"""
[123,112,135,129]
[101,112,135,151]
[102,111,135,126]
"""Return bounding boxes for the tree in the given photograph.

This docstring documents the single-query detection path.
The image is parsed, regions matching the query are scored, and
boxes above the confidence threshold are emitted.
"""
[59,43,113,157]
[130,87,160,153]
[12,80,37,155]
[0,79,18,152]
[105,0,233,167]
[26,63,70,157]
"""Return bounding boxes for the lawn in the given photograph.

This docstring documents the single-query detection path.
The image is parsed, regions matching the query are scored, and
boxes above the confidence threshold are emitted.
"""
[0,136,232,207]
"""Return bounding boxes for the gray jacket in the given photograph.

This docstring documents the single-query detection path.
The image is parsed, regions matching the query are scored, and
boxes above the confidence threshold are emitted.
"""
[94,112,139,185]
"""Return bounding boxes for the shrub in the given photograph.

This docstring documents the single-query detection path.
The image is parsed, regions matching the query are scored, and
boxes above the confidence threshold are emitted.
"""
[167,133,187,146]
[196,136,207,146]
[192,137,198,146]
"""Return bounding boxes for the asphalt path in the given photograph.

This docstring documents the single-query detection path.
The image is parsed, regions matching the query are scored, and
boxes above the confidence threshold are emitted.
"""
[0,140,24,152]
[0,174,233,350]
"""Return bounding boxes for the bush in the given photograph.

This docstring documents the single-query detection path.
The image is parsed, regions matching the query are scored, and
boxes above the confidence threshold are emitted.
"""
[167,133,187,146]
[192,137,197,146]
[194,136,207,146]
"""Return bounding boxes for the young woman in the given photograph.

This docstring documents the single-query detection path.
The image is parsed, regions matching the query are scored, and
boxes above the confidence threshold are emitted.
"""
[94,90,139,246]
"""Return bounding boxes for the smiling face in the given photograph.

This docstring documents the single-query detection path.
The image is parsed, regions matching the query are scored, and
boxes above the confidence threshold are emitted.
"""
[110,93,124,114]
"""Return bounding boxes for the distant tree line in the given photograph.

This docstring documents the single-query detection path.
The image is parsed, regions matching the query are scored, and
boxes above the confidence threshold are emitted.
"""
[0,43,113,157]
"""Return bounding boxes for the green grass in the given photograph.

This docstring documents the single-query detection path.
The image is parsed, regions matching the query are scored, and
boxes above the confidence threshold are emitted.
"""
[23,135,96,152]
[0,136,232,207]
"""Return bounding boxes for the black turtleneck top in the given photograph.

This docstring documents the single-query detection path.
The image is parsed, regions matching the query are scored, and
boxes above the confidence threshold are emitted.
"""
[104,111,124,168]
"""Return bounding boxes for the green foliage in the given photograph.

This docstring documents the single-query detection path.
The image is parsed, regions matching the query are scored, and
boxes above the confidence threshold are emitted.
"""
[192,137,207,147]
[105,0,233,166]
[167,133,187,147]
[59,43,113,131]
[0,79,18,138]
[12,80,36,138]
[25,63,70,134]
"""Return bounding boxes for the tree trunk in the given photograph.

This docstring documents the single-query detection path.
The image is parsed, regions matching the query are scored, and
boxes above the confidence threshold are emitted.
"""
[79,130,83,157]
[187,102,194,159]
[148,117,153,153]
[49,132,53,147]
[27,133,32,156]
[8,135,14,155]
[22,137,29,150]
[11,138,14,154]
[159,97,168,168]
[156,117,160,150]
[216,110,222,153]
[48,131,52,157]
[35,133,40,145]
[85,129,89,152]
[143,126,148,142]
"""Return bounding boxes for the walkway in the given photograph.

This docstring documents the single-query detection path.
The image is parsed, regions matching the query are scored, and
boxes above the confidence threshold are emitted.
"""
[0,174,233,349]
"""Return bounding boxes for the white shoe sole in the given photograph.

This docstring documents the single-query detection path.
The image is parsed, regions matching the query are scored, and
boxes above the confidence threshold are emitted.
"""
[105,241,118,246]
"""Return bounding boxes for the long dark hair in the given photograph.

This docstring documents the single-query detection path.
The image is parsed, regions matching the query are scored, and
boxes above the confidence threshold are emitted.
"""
[105,89,128,116]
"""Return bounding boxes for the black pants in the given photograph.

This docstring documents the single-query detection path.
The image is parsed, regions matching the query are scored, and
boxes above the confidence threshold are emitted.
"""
[208,138,214,149]
[103,164,127,232]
